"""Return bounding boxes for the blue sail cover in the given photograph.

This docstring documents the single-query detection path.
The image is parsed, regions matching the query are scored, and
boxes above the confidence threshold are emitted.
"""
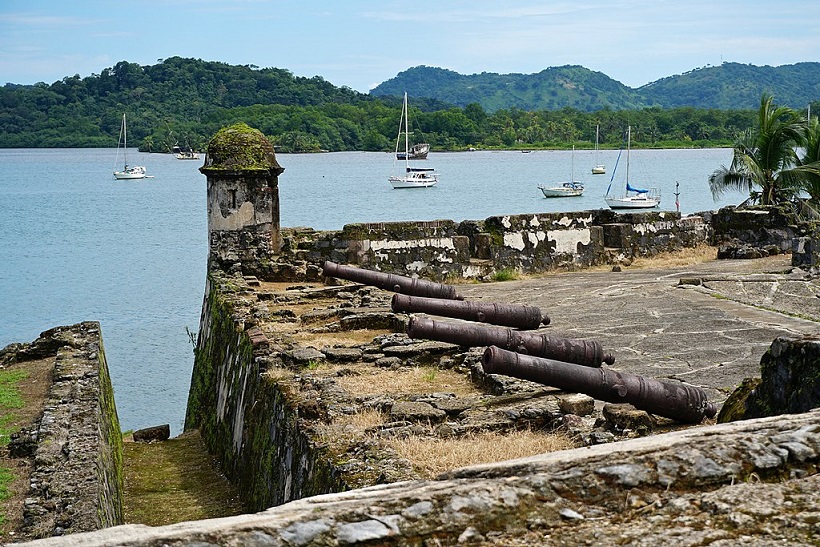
[626,183,649,194]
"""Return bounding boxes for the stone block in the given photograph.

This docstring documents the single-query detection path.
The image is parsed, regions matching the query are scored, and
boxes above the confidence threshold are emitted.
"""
[602,403,654,434]
[389,401,447,423]
[133,424,171,443]
[603,223,633,249]
[557,393,595,416]
[721,335,820,421]
[791,236,817,268]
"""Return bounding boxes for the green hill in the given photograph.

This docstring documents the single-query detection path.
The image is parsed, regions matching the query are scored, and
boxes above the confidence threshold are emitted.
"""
[371,65,647,112]
[2,57,817,151]
[0,57,373,150]
[639,62,820,110]
[371,63,820,113]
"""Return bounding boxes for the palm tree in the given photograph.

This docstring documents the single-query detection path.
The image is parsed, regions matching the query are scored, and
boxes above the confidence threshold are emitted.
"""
[709,94,807,206]
[798,116,820,203]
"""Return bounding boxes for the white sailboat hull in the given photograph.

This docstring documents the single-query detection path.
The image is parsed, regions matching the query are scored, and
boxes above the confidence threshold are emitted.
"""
[592,125,605,174]
[605,126,659,209]
[390,93,439,189]
[113,171,147,180]
[113,165,148,179]
[113,114,150,180]
[539,182,584,197]
[605,194,660,209]
[389,172,438,188]
[538,146,584,197]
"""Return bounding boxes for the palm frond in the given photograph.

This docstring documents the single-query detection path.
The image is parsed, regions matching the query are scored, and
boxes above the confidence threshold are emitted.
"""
[709,165,753,199]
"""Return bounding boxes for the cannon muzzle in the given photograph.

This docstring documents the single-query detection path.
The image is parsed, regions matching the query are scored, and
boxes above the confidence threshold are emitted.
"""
[392,293,549,330]
[482,346,716,423]
[408,316,613,368]
[322,261,463,300]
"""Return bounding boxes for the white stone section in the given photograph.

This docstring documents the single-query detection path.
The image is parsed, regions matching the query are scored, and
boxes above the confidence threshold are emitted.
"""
[503,232,526,251]
[547,228,591,255]
[369,238,456,252]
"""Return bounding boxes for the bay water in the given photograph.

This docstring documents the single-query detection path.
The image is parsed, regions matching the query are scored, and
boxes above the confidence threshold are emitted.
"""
[0,146,744,435]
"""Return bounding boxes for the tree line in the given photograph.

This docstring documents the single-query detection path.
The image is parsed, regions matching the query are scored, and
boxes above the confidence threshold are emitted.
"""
[1,57,817,153]
[709,94,820,212]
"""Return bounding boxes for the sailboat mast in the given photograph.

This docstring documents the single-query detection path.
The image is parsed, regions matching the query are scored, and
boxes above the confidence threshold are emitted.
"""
[595,125,599,163]
[122,114,129,166]
[403,92,410,168]
[625,126,631,186]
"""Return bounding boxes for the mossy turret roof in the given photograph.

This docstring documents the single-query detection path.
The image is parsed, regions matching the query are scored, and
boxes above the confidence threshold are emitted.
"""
[200,123,284,175]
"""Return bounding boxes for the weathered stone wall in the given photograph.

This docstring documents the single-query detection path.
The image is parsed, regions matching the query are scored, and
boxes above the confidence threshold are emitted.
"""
[2,322,123,539]
[710,206,797,250]
[184,277,346,512]
[259,210,712,282]
[16,409,820,546]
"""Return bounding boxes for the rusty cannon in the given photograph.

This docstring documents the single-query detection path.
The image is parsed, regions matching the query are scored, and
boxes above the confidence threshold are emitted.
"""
[482,345,716,423]
[407,315,614,367]
[322,261,464,300]
[392,293,550,330]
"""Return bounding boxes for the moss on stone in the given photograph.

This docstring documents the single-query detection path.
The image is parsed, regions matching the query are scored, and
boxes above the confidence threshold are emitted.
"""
[200,123,284,175]
[716,377,761,423]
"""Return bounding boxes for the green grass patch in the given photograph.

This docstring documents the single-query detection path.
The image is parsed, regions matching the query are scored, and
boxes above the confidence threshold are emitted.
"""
[0,370,27,409]
[490,268,520,282]
[0,369,28,532]
[0,466,12,504]
[0,370,27,447]
[123,432,245,526]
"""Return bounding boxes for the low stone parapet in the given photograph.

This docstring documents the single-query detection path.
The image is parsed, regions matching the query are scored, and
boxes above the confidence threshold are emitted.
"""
[16,409,819,546]
[268,209,710,282]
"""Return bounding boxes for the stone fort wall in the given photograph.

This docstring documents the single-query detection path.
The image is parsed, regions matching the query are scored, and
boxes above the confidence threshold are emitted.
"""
[1,322,122,541]
[216,209,714,283]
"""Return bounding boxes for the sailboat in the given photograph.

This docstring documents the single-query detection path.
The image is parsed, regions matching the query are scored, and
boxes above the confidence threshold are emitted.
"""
[592,125,606,174]
[388,92,438,189]
[604,126,660,209]
[113,113,151,180]
[538,146,584,197]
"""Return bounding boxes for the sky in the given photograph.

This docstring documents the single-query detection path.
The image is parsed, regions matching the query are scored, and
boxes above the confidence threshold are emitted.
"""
[1,0,819,93]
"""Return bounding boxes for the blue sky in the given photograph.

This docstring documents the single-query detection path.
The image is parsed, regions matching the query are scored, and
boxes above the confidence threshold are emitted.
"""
[1,0,818,93]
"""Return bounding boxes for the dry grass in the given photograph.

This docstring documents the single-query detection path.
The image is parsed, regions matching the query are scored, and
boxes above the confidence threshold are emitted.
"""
[333,408,386,430]
[629,244,717,269]
[387,429,575,478]
[290,329,389,348]
[578,244,718,273]
[326,364,479,398]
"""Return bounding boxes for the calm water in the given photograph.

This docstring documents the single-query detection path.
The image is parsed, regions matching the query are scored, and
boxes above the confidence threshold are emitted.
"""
[0,147,745,435]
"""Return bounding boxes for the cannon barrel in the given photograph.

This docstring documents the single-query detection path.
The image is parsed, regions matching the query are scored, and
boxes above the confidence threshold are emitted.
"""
[482,346,716,423]
[322,261,463,300]
[407,316,613,367]
[392,293,550,330]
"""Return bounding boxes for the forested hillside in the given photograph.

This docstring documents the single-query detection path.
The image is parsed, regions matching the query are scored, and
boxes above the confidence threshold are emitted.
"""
[371,63,820,113]
[0,57,816,152]
[371,66,647,112]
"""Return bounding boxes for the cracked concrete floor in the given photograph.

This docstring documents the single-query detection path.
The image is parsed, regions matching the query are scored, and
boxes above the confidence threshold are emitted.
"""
[457,255,820,408]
